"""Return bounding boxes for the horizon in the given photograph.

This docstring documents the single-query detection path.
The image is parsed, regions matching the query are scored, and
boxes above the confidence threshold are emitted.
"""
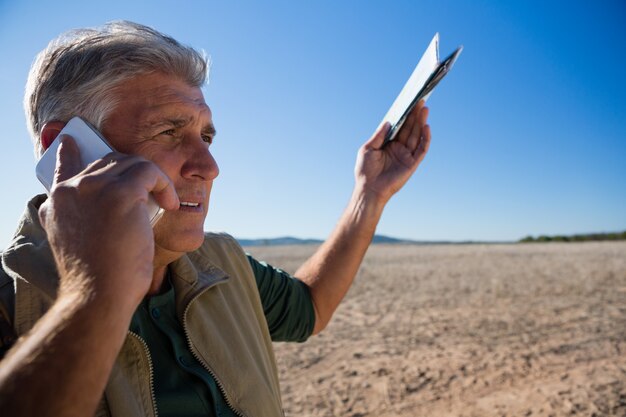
[1,1,624,247]
[236,229,626,245]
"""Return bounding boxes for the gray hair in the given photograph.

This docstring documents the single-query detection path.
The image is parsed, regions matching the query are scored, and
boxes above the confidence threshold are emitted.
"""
[25,20,209,157]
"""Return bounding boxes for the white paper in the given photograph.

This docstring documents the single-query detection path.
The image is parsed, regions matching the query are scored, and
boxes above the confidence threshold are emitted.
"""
[382,33,440,128]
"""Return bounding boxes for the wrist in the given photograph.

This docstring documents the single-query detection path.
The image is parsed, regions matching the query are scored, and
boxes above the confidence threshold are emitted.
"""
[54,253,148,316]
[350,184,387,218]
[341,186,386,242]
[56,272,141,320]
[56,288,138,323]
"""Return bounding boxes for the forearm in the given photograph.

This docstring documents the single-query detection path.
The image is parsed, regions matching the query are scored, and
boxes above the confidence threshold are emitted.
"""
[0,290,134,417]
[296,186,385,334]
[296,102,431,335]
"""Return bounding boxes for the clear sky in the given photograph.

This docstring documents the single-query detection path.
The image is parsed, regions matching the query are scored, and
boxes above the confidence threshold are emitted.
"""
[0,0,624,246]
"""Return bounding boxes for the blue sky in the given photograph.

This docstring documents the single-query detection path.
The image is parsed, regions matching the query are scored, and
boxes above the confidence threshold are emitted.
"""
[0,1,624,245]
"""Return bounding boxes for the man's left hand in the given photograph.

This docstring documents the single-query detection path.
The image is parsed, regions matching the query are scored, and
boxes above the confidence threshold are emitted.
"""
[354,100,431,204]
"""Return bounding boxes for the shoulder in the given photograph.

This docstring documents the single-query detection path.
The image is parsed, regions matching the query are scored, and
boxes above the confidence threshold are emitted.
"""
[189,233,253,283]
[0,257,17,358]
[196,232,245,259]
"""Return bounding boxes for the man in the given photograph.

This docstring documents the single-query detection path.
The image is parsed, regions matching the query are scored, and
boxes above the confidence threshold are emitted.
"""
[0,21,430,416]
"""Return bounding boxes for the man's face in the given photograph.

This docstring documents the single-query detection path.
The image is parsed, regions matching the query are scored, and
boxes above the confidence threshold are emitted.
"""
[100,72,219,258]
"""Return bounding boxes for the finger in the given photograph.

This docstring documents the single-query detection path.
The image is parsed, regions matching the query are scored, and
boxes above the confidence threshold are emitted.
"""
[364,121,390,150]
[412,124,431,164]
[406,127,419,152]
[397,100,424,146]
[396,110,416,146]
[122,162,180,211]
[81,151,137,175]
[151,178,180,211]
[38,201,49,229]
[82,155,179,211]
[418,103,430,126]
[53,135,82,186]
[407,105,429,151]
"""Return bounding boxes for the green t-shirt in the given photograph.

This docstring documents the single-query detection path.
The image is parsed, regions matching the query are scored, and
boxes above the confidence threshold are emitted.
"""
[129,255,315,417]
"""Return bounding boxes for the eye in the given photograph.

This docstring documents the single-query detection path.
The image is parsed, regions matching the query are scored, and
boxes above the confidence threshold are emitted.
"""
[160,129,176,137]
[201,134,214,145]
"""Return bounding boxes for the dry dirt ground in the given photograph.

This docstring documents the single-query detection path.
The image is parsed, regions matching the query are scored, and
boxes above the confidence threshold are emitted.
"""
[244,242,626,417]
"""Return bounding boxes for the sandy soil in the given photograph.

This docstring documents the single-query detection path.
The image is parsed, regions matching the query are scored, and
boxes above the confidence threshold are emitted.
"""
[245,242,626,417]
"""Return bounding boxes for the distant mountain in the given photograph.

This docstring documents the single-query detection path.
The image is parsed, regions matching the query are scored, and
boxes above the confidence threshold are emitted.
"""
[237,236,323,246]
[237,234,426,246]
[371,235,416,244]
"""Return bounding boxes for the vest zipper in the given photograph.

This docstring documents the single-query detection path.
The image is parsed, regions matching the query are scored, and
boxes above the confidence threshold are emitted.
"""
[128,331,159,417]
[182,289,247,417]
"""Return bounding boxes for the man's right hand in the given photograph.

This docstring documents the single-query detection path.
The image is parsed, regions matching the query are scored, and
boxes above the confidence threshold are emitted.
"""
[38,135,179,311]
[0,136,178,417]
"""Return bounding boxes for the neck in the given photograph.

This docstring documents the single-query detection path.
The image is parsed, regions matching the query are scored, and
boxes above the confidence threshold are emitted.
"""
[148,247,183,295]
[148,266,168,295]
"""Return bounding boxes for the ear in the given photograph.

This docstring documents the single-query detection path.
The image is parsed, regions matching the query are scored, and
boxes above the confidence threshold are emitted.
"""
[40,121,67,151]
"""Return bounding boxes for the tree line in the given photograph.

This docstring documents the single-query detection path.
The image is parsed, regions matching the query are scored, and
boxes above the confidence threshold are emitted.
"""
[519,231,626,243]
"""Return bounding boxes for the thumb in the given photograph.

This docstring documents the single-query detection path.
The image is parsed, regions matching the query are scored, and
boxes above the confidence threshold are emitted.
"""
[151,175,180,211]
[364,121,390,150]
[52,135,82,187]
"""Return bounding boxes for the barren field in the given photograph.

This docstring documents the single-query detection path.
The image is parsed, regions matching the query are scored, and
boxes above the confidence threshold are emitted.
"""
[245,242,626,417]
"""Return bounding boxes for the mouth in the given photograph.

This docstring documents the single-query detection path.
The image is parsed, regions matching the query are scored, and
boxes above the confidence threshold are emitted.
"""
[178,200,203,212]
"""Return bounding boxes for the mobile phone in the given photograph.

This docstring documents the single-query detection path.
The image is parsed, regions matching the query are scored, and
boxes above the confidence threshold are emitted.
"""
[35,117,164,226]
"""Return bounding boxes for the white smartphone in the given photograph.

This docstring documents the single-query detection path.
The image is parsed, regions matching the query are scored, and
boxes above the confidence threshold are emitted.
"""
[35,117,164,226]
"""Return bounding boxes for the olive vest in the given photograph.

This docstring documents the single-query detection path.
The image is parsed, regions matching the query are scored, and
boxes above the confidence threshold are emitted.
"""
[0,195,284,417]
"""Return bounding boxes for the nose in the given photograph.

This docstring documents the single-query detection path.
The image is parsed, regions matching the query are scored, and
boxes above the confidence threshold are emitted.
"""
[180,138,219,181]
